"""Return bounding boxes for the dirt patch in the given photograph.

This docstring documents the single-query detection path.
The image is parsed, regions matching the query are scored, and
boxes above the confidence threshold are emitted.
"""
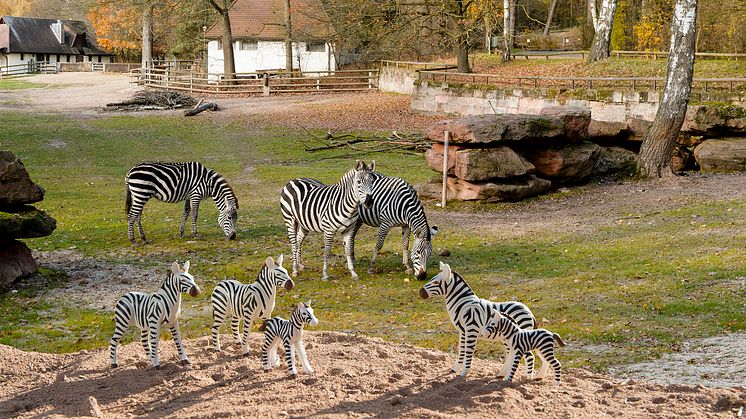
[1,334,745,418]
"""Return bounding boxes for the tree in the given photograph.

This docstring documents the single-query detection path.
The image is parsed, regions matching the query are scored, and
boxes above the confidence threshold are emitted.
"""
[141,1,154,67]
[207,0,235,81]
[543,0,559,36]
[637,0,698,177]
[587,0,617,61]
[283,0,293,73]
[502,0,515,61]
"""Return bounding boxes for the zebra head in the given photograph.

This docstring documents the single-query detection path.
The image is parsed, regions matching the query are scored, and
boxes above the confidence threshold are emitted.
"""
[170,260,200,297]
[412,225,439,281]
[353,160,375,209]
[299,301,319,326]
[218,197,238,241]
[419,261,452,299]
[266,254,294,291]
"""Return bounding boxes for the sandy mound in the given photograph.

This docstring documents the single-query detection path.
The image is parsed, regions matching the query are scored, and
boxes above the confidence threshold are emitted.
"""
[1,332,744,418]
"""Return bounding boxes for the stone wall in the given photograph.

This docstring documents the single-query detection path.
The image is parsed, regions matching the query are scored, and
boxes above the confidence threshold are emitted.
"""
[378,67,420,95]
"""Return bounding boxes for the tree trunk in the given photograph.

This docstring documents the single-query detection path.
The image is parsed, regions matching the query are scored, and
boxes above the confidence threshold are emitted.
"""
[587,0,617,62]
[141,2,153,68]
[456,40,470,72]
[485,16,492,54]
[544,0,559,36]
[502,0,513,61]
[284,0,293,73]
[638,0,698,178]
[208,0,235,83]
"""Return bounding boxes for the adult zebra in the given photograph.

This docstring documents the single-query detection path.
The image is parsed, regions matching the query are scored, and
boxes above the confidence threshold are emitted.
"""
[280,160,375,280]
[349,172,438,281]
[125,162,238,243]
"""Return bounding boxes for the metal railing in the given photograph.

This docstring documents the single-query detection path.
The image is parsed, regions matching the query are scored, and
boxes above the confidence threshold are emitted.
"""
[0,61,57,78]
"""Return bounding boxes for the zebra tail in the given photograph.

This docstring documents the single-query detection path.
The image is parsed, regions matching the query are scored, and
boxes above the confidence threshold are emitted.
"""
[125,184,132,216]
[553,333,566,347]
[259,320,269,332]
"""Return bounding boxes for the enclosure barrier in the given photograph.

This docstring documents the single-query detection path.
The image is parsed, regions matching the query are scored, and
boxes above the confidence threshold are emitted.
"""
[508,50,746,60]
[0,61,57,78]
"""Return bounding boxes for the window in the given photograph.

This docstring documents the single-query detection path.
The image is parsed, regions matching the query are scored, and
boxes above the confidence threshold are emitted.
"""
[306,42,325,53]
[216,39,222,50]
[20,53,24,60]
[237,40,257,51]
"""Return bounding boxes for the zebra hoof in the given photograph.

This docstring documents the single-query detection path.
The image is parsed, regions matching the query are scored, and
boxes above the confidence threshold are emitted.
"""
[154,365,161,370]
[289,374,298,380]
[111,363,118,368]
[179,359,190,366]
[243,352,250,358]
[351,274,360,280]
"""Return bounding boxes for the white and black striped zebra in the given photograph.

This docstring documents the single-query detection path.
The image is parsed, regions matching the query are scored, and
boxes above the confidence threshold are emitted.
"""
[125,161,239,243]
[259,301,318,378]
[482,312,565,385]
[279,160,375,280]
[419,261,536,377]
[348,172,439,281]
[210,254,295,355]
[110,261,200,369]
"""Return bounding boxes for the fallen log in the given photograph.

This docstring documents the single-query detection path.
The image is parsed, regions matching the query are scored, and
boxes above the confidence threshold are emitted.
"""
[184,102,219,116]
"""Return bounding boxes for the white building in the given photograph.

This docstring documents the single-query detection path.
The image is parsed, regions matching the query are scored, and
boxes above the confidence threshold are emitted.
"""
[0,16,113,70]
[205,0,336,77]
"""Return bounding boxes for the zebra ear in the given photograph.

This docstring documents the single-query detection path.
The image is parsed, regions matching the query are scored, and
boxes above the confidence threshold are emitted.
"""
[171,262,181,275]
[430,225,439,237]
[276,254,284,267]
[265,256,275,270]
[355,159,365,170]
[183,260,190,273]
[441,262,451,280]
[298,302,305,310]
[369,160,376,171]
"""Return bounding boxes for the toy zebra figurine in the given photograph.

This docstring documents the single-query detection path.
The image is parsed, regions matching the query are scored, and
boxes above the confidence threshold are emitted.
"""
[210,254,294,355]
[419,261,536,377]
[259,301,319,378]
[482,312,566,385]
[348,171,438,280]
[110,261,200,369]
[125,161,238,243]
[279,160,375,280]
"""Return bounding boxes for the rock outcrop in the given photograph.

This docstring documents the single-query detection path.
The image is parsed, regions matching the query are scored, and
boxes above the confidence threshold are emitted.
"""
[0,152,56,291]
[693,138,746,172]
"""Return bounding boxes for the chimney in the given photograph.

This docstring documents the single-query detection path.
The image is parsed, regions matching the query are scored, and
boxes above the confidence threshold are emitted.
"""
[51,20,63,43]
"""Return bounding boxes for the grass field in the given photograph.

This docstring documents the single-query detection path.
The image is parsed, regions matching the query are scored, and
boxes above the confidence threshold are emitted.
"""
[0,78,52,90]
[1,109,745,372]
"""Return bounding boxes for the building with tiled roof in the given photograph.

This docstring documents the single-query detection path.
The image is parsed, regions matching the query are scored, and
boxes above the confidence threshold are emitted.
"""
[205,0,336,75]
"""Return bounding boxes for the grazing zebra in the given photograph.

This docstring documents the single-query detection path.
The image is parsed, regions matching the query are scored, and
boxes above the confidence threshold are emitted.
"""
[125,161,239,244]
[210,254,294,355]
[482,312,565,385]
[348,172,438,280]
[259,301,318,378]
[280,160,375,280]
[110,261,200,369]
[419,261,536,377]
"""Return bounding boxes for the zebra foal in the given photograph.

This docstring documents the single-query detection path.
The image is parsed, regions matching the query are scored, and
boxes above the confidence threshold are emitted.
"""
[280,160,375,280]
[210,254,294,355]
[125,161,238,243]
[110,261,200,369]
[419,261,536,377]
[349,171,438,280]
[259,301,318,378]
[482,312,566,385]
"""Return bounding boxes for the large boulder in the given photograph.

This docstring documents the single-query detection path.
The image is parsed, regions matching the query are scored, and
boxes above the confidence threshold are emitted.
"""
[522,143,601,185]
[0,240,37,290]
[682,104,746,136]
[626,118,653,141]
[0,206,57,239]
[693,138,746,172]
[0,151,45,205]
[426,114,565,145]
[591,146,639,179]
[539,106,591,141]
[589,120,629,138]
[418,175,551,202]
[454,147,535,181]
[424,143,461,175]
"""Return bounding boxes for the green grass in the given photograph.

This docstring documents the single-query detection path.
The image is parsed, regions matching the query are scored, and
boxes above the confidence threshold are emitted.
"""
[0,78,51,90]
[1,110,744,372]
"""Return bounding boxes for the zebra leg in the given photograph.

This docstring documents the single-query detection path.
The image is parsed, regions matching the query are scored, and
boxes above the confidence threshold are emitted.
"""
[548,352,562,385]
[179,200,190,237]
[503,351,523,382]
[270,341,281,367]
[139,328,150,360]
[459,330,479,377]
[401,225,412,274]
[341,228,359,280]
[368,223,391,274]
[137,215,149,244]
[296,340,314,374]
[230,317,242,346]
[148,320,161,368]
[109,317,129,368]
[526,351,536,379]
[497,346,517,378]
[451,332,466,374]
[535,352,550,380]
[241,319,252,356]
[190,197,201,239]
[284,339,297,377]
[210,309,224,352]
[322,230,334,280]
[127,214,137,244]
[295,228,307,273]
[170,322,189,365]
[261,336,273,371]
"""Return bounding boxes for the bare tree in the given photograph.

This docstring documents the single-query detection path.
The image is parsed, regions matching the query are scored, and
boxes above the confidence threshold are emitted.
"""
[502,0,515,61]
[587,0,617,62]
[543,0,559,36]
[207,0,236,82]
[638,0,698,178]
[141,1,154,68]
[283,0,293,73]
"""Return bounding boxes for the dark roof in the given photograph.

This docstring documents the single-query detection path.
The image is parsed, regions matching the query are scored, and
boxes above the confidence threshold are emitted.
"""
[205,0,331,41]
[0,16,112,56]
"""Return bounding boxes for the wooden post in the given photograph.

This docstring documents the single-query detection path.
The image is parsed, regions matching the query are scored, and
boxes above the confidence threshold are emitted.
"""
[441,131,450,208]
[263,72,270,96]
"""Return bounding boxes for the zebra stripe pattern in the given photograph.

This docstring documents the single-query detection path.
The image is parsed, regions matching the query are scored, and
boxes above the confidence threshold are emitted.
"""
[260,302,319,377]
[210,255,294,355]
[419,261,536,377]
[482,312,565,385]
[110,261,200,368]
[350,171,438,280]
[125,161,239,243]
[279,160,375,280]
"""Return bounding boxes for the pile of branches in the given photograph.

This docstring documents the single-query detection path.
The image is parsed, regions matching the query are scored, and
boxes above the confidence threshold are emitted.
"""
[302,130,430,159]
[105,90,197,111]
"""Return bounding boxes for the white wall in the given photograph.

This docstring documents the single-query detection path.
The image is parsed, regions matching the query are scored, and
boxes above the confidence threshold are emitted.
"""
[207,39,336,78]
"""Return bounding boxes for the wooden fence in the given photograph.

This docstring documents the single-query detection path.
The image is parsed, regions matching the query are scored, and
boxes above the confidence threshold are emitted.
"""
[0,61,57,78]
[131,67,380,95]
[418,70,746,92]
[509,50,746,60]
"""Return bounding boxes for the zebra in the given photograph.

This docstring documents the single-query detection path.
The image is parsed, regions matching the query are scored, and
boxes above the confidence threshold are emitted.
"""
[259,301,318,378]
[482,312,565,385]
[125,161,239,244]
[348,171,439,281]
[210,254,295,355]
[419,261,536,378]
[110,260,200,369]
[280,160,375,280]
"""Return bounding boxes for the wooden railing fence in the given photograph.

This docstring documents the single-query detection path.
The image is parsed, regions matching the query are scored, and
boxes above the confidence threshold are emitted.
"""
[0,61,57,78]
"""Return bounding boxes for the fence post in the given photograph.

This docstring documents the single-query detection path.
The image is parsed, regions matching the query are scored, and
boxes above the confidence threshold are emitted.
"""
[263,72,270,97]
[368,71,373,89]
[441,131,450,208]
